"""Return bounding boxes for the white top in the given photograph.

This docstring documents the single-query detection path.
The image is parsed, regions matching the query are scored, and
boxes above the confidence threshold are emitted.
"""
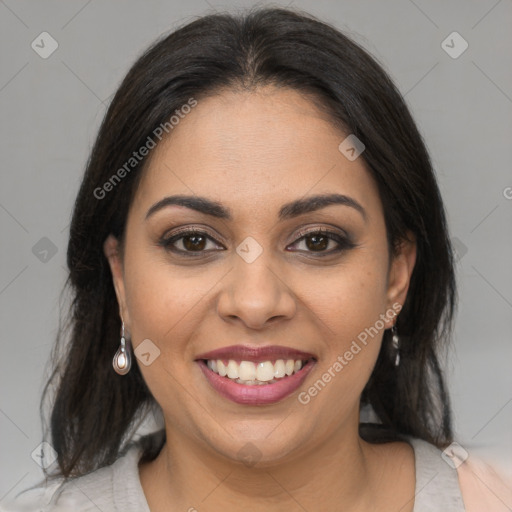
[3,437,465,511]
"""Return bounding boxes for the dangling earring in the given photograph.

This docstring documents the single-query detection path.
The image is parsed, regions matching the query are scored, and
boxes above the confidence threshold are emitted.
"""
[113,321,132,375]
[391,324,400,367]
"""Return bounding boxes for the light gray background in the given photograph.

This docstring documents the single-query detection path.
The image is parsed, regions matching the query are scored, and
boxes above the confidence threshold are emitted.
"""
[1,0,511,503]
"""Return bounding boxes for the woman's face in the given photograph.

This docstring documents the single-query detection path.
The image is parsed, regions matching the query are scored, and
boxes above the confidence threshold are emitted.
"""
[105,87,416,465]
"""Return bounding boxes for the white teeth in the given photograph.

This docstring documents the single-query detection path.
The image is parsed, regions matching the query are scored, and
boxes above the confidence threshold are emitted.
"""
[238,361,256,380]
[217,360,227,377]
[235,378,269,386]
[206,360,217,372]
[256,361,275,382]
[274,359,285,378]
[226,360,239,379]
[206,358,307,384]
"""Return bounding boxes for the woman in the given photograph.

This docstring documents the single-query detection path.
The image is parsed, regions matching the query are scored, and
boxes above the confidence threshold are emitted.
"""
[7,6,510,512]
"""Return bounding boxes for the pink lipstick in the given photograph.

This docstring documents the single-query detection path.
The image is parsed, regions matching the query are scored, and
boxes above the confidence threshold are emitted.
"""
[195,345,316,405]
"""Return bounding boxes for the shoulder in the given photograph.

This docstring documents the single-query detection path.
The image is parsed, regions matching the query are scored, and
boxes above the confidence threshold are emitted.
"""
[407,438,512,512]
[405,437,466,510]
[2,443,149,512]
[455,449,512,512]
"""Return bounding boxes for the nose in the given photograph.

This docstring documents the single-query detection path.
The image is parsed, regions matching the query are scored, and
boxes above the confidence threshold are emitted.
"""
[216,248,297,330]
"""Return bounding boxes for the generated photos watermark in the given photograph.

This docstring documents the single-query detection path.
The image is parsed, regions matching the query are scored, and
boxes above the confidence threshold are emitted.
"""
[298,302,402,405]
[93,97,197,200]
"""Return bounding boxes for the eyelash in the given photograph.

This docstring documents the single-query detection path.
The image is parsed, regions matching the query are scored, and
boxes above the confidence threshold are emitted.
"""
[159,227,356,257]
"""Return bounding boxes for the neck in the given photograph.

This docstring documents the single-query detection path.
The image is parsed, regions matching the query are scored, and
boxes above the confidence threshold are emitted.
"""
[140,417,382,511]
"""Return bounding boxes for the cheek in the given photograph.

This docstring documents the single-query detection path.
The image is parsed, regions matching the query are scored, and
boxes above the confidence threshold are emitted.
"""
[307,260,389,342]
[121,246,209,419]
[121,242,205,359]
[302,252,389,389]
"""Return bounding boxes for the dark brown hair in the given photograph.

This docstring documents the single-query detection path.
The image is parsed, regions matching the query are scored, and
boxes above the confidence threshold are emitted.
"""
[40,6,457,480]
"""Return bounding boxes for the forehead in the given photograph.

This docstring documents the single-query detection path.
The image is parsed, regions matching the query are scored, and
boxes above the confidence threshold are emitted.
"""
[132,87,381,221]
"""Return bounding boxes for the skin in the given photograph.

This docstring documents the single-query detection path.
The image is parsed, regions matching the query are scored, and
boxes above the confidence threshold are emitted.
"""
[104,86,417,511]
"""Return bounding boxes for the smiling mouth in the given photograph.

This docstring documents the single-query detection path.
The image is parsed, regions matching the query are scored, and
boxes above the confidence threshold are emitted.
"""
[201,358,315,385]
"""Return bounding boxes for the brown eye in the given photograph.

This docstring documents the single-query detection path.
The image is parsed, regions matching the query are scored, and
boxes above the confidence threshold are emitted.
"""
[182,234,207,251]
[159,229,224,254]
[288,229,356,255]
[304,233,330,252]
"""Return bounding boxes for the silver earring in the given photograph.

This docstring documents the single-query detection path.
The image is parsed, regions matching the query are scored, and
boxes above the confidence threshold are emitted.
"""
[391,324,400,367]
[113,321,132,375]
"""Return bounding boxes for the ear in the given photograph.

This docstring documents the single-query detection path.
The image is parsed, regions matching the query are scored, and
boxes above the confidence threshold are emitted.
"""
[103,234,130,327]
[385,232,417,327]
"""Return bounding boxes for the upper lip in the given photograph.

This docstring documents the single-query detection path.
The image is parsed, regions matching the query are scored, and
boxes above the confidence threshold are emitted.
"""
[195,345,316,363]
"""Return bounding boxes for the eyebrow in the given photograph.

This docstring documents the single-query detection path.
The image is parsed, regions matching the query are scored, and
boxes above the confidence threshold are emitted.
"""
[145,193,367,222]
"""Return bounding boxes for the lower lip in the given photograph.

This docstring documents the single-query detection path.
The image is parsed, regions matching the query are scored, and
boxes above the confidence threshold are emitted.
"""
[196,359,316,405]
